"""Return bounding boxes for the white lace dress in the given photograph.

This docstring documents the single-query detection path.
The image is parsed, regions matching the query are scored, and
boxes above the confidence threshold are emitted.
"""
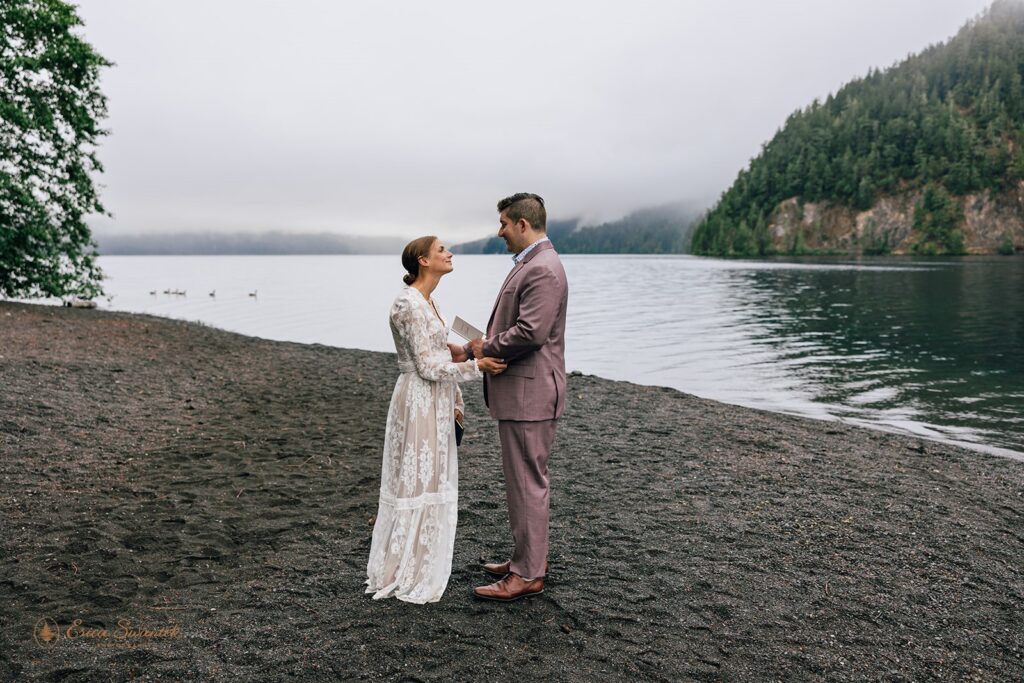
[365,285,481,603]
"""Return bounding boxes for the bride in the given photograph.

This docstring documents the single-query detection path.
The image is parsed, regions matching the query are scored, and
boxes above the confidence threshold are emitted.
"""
[365,235,506,603]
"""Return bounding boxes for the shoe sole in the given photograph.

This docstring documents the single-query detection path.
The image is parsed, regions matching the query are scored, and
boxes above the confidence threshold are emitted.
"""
[471,588,544,602]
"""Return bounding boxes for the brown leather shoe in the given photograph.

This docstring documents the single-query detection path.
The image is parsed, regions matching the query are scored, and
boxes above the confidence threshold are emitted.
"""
[481,560,549,578]
[473,573,545,602]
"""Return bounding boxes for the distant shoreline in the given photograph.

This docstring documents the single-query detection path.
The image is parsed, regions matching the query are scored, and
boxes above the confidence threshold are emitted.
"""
[92,231,409,256]
[94,245,1023,258]
[15,287,1024,461]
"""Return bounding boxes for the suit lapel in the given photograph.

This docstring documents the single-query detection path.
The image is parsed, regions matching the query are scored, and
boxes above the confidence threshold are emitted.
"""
[485,241,555,333]
[487,261,524,332]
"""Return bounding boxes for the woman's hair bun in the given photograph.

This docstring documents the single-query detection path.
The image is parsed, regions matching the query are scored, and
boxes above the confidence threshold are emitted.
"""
[401,235,438,286]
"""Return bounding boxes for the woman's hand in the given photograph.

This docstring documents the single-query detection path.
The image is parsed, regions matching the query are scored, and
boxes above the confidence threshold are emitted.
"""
[454,408,464,423]
[476,357,507,375]
[448,342,468,362]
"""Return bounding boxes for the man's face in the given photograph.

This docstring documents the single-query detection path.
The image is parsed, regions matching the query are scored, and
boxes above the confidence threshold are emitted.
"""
[497,211,526,253]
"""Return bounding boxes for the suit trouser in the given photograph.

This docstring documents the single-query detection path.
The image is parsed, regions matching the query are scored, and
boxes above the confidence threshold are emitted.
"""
[498,418,557,579]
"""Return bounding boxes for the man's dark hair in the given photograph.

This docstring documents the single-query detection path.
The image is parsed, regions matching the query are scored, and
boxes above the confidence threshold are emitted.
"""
[497,193,546,232]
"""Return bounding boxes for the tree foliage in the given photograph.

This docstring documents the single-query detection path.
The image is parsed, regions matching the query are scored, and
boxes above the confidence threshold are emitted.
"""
[1,0,109,298]
[691,0,1024,257]
[912,184,966,254]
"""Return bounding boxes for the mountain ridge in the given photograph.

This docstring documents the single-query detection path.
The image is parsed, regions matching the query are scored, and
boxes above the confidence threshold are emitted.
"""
[452,202,700,255]
[691,0,1024,256]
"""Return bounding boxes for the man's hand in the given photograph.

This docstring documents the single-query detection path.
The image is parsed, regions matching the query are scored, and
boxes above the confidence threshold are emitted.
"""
[470,337,485,359]
[477,357,507,375]
[448,342,468,362]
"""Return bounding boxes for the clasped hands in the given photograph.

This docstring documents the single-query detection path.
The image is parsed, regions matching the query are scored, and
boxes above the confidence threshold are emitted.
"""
[448,340,506,375]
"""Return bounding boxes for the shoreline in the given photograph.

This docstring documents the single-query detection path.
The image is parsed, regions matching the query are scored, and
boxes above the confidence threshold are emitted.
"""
[756,408,1024,463]
[1,301,1021,681]
[11,293,1022,462]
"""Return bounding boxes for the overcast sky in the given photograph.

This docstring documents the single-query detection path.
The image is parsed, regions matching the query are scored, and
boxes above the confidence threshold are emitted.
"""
[74,0,994,242]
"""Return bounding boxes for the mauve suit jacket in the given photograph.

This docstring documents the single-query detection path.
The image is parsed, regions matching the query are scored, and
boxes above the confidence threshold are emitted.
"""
[477,241,568,421]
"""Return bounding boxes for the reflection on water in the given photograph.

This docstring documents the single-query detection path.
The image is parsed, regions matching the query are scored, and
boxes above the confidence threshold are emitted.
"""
[90,254,1024,458]
[567,255,1023,458]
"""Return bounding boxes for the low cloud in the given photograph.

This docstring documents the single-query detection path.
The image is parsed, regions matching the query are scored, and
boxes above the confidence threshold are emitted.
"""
[76,0,992,242]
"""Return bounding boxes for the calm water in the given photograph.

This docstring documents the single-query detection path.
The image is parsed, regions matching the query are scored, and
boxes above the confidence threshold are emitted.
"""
[82,254,1024,458]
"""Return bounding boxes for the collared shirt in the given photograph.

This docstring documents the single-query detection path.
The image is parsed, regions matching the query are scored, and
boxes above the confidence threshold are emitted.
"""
[512,236,550,265]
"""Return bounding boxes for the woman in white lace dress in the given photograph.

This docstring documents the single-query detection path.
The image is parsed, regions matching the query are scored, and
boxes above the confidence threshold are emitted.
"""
[365,236,506,603]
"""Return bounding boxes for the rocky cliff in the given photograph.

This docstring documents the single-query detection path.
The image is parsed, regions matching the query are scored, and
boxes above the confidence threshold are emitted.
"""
[768,182,1024,255]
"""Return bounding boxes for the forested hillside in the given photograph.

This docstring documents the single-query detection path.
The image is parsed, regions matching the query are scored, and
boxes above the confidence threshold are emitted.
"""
[691,0,1024,256]
[453,204,697,255]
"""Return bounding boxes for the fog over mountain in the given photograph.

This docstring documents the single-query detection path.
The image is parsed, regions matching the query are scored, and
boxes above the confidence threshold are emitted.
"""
[75,0,991,244]
[95,232,407,256]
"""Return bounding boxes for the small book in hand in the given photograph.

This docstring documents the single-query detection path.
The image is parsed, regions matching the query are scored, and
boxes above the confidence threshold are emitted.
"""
[452,316,484,342]
[455,416,465,446]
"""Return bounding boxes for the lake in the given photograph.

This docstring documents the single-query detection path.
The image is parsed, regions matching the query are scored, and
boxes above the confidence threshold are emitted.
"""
[85,254,1024,459]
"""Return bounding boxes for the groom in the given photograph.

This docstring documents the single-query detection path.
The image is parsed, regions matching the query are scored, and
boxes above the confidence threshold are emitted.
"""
[451,192,568,602]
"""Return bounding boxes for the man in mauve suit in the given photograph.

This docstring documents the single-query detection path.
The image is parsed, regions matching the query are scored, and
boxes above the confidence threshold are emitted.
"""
[451,192,568,601]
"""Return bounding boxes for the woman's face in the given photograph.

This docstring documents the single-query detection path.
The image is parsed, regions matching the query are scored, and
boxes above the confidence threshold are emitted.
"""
[420,240,454,276]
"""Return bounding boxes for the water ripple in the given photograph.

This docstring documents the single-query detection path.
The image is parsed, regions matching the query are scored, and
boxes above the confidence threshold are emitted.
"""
[90,254,1024,458]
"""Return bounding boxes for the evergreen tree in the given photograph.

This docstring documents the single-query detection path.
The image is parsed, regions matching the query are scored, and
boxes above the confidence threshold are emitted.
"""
[912,184,966,254]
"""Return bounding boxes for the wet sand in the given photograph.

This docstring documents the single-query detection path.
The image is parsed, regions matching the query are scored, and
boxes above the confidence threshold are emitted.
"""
[0,301,1021,682]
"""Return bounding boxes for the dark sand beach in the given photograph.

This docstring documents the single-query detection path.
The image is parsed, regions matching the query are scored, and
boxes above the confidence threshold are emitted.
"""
[0,301,1021,681]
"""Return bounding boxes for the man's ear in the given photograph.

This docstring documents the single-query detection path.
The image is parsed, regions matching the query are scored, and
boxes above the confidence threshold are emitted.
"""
[518,218,531,233]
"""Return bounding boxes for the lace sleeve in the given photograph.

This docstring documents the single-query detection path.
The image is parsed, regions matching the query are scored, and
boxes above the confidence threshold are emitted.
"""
[455,384,465,413]
[392,294,480,383]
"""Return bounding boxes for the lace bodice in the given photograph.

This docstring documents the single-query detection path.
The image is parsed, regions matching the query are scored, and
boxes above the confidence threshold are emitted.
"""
[389,285,479,383]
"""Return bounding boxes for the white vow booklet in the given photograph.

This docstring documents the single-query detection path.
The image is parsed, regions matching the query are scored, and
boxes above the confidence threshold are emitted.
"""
[452,316,484,342]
